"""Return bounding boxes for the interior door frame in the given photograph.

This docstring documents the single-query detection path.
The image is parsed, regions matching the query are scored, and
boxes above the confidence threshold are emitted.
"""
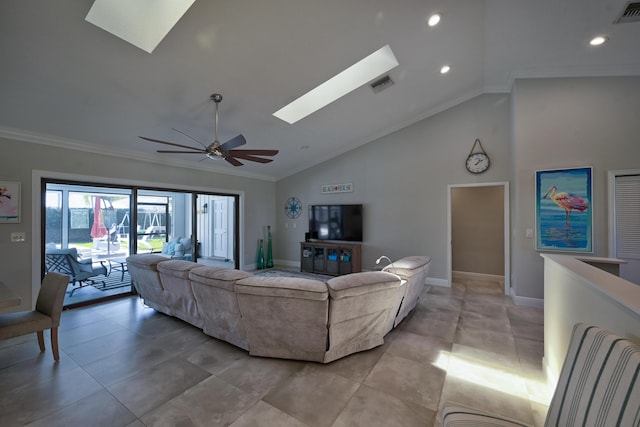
[447,181,510,295]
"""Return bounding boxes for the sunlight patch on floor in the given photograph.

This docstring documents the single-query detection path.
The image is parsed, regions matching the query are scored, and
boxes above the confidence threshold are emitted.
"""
[434,351,552,406]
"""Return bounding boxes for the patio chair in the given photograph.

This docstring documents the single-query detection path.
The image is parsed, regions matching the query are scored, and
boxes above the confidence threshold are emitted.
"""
[441,323,640,427]
[0,272,69,361]
[45,247,107,296]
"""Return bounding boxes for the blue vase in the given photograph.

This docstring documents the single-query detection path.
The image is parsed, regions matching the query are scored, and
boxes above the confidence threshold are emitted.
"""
[257,239,265,269]
[266,226,274,268]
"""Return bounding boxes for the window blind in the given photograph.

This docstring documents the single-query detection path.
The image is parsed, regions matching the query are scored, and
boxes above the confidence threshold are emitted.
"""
[615,174,640,260]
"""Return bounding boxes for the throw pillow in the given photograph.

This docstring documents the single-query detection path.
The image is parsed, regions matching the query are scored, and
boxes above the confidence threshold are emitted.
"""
[173,243,184,257]
[167,241,177,256]
[180,237,192,252]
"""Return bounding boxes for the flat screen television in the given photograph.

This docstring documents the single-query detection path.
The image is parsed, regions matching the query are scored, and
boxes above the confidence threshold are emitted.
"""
[308,204,363,242]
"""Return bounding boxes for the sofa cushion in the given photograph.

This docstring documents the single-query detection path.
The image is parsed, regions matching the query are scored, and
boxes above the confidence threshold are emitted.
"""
[189,266,252,292]
[126,254,167,271]
[236,276,328,301]
[157,259,198,278]
[383,255,431,276]
[327,271,403,299]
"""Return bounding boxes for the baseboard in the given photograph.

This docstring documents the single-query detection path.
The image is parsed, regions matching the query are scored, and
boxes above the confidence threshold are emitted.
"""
[426,277,449,287]
[510,289,544,308]
[275,259,299,268]
[453,270,504,284]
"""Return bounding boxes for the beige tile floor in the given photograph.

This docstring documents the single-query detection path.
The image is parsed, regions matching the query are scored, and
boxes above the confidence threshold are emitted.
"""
[0,279,548,426]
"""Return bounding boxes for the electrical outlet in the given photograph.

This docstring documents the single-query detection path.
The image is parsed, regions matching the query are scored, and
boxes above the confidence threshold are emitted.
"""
[11,232,25,242]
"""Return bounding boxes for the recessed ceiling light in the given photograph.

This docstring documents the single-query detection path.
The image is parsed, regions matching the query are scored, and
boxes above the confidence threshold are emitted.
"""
[273,45,399,124]
[440,65,451,74]
[428,14,441,27]
[589,35,608,46]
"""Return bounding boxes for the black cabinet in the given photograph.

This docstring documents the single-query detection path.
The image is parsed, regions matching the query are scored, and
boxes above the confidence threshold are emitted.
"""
[300,242,361,276]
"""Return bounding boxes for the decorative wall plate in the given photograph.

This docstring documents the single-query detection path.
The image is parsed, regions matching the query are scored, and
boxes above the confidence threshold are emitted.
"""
[284,197,302,219]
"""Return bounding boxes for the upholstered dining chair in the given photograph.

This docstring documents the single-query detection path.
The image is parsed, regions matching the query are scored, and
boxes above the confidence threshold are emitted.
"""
[0,272,69,361]
[441,323,640,427]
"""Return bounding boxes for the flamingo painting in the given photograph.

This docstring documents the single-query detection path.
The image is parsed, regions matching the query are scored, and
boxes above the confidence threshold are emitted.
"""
[536,167,592,252]
[543,185,589,226]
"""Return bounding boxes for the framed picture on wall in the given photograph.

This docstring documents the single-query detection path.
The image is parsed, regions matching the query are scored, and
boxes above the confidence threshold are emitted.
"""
[535,167,593,252]
[0,181,21,223]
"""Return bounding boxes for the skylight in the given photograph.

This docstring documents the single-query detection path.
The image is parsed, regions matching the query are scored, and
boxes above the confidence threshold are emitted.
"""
[85,0,196,53]
[273,45,399,124]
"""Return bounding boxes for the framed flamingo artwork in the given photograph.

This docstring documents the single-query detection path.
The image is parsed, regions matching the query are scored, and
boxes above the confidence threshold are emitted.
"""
[0,181,21,223]
[535,167,592,252]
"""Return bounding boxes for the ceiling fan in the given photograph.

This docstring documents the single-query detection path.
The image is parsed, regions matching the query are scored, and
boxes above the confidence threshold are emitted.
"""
[140,93,278,166]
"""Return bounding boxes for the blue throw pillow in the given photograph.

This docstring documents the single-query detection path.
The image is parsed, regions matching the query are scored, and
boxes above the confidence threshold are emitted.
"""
[167,241,177,256]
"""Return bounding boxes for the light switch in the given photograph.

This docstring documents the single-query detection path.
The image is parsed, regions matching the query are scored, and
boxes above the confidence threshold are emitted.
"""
[11,232,26,242]
[525,228,533,238]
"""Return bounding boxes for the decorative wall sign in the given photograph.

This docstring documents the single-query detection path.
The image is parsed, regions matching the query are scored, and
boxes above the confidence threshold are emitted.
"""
[321,183,353,194]
[284,197,302,219]
[535,167,592,252]
[0,181,21,223]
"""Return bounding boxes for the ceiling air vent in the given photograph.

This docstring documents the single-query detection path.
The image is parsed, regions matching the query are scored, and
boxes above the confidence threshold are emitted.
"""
[370,75,394,93]
[614,1,640,24]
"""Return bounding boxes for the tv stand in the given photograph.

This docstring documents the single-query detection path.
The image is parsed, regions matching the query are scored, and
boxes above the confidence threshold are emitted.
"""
[300,241,361,276]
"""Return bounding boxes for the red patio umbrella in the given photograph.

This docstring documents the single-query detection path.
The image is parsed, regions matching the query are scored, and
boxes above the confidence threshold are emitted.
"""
[90,196,108,239]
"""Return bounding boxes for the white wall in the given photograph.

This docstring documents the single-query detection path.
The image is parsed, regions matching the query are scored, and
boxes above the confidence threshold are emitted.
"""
[542,253,640,385]
[0,137,275,311]
[275,93,513,281]
[512,77,640,299]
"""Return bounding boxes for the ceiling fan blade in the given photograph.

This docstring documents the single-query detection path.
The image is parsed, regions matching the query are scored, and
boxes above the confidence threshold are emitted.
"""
[139,136,202,151]
[157,150,205,154]
[228,149,279,156]
[227,152,275,163]
[225,156,244,167]
[171,128,207,149]
[219,134,247,151]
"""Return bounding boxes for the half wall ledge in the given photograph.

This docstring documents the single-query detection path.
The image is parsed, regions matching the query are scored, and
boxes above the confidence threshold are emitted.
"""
[541,253,640,389]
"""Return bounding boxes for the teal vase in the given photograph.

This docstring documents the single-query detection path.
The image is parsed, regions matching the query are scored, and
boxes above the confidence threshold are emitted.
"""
[257,239,265,269]
[266,225,274,268]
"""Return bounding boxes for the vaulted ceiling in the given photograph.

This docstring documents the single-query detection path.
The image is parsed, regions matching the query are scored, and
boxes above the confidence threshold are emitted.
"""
[1,0,639,180]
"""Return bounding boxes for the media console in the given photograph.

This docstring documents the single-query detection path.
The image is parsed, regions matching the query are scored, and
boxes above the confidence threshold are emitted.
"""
[300,241,361,276]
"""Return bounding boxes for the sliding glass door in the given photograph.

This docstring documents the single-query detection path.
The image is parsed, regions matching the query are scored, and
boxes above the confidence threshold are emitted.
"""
[42,179,239,308]
[45,182,134,307]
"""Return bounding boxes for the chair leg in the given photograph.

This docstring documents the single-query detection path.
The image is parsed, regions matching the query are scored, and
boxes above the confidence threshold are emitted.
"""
[37,330,46,353]
[51,327,60,361]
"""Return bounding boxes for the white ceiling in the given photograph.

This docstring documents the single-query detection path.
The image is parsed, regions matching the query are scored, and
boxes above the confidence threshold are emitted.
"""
[1,0,639,180]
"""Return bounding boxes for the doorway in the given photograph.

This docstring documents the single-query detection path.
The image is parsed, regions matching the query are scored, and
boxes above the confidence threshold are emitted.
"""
[608,169,640,284]
[447,182,510,294]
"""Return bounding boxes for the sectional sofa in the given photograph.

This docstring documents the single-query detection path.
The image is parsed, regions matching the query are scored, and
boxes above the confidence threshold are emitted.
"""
[127,254,430,363]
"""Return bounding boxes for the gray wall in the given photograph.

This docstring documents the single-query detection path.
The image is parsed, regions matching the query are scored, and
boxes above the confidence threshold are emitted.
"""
[0,137,275,310]
[511,76,640,299]
[276,76,640,300]
[275,93,513,280]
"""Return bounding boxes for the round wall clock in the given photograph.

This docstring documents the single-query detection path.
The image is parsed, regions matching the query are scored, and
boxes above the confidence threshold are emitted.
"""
[465,138,490,174]
[284,197,302,219]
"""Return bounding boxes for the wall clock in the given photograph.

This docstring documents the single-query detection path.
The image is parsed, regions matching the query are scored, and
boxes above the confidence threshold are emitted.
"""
[284,197,302,219]
[465,138,490,174]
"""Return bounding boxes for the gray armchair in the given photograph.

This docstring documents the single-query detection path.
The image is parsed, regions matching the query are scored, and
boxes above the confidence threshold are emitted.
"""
[45,247,107,296]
